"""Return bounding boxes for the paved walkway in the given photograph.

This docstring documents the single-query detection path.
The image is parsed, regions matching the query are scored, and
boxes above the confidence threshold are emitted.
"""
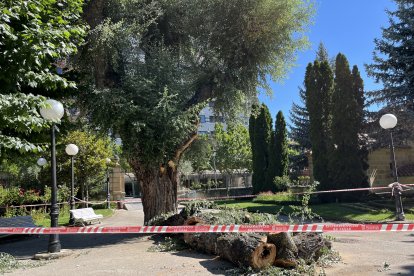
[1,207,414,275]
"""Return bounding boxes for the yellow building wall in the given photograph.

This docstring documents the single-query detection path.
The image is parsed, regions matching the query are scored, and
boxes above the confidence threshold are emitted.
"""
[367,143,414,187]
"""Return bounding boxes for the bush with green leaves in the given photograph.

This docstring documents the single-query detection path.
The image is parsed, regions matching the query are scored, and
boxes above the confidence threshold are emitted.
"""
[273,176,291,192]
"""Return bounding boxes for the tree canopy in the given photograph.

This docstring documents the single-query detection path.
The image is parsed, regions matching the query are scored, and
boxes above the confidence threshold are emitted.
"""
[0,0,86,154]
[79,0,314,221]
[366,0,414,111]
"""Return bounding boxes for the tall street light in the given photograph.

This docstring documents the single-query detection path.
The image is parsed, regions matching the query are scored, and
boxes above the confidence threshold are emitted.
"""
[40,99,65,253]
[379,113,405,221]
[105,157,111,209]
[65,144,79,225]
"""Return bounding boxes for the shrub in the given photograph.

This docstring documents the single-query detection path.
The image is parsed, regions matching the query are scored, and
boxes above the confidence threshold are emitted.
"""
[272,176,291,192]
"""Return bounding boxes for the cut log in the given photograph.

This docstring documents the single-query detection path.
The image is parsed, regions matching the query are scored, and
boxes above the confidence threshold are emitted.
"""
[292,233,332,263]
[183,217,276,269]
[267,232,298,268]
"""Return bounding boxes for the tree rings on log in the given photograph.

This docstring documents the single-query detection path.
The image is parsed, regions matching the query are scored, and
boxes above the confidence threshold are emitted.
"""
[267,232,298,268]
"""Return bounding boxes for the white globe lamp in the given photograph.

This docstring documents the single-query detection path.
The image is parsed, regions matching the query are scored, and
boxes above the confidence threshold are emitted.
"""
[379,114,397,129]
[40,99,64,121]
[65,144,79,156]
[37,157,47,166]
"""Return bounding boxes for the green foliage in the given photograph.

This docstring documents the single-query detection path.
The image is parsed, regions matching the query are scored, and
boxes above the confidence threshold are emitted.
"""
[58,130,114,198]
[274,111,289,177]
[250,104,273,193]
[289,180,322,223]
[0,94,48,153]
[273,176,291,192]
[214,123,252,174]
[366,0,414,111]
[0,0,86,154]
[253,191,297,204]
[0,253,19,274]
[80,0,313,222]
[305,60,334,197]
[148,236,188,252]
[289,87,311,149]
[180,135,213,173]
[330,54,368,202]
[180,200,217,218]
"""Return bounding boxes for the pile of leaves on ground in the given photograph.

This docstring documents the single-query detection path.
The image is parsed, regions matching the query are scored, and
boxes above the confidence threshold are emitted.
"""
[148,200,341,274]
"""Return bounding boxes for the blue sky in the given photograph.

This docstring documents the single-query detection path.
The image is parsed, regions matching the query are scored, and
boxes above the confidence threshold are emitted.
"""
[260,0,396,127]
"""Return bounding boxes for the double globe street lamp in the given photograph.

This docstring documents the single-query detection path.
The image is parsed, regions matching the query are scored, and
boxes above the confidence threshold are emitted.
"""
[65,144,79,225]
[379,113,405,221]
[40,99,65,253]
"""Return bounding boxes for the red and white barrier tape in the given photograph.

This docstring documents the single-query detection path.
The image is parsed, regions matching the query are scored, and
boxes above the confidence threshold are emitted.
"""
[1,223,414,235]
[2,183,413,209]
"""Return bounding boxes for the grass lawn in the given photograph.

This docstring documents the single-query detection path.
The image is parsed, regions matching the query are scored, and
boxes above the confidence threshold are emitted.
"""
[216,199,414,223]
[34,208,114,227]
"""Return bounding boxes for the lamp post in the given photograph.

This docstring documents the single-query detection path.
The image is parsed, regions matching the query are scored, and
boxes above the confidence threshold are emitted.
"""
[65,144,79,225]
[105,158,111,209]
[379,113,405,221]
[40,99,64,253]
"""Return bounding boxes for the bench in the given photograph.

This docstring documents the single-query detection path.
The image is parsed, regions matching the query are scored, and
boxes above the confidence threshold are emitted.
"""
[69,208,103,226]
[0,215,37,238]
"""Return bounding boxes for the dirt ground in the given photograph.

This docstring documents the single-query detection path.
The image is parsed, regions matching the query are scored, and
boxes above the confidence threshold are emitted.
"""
[1,208,413,276]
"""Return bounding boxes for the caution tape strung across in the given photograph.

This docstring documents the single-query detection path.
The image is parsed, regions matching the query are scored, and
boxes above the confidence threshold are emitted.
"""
[1,223,413,235]
[2,183,413,209]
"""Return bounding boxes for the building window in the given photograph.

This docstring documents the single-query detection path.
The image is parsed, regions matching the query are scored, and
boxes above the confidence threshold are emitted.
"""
[209,116,215,123]
[200,115,206,123]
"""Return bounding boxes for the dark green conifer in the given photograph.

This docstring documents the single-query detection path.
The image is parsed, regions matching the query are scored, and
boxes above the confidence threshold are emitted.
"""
[249,104,272,193]
[330,54,368,201]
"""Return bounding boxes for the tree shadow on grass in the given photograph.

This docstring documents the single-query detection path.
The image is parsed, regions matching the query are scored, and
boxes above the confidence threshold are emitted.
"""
[1,233,150,260]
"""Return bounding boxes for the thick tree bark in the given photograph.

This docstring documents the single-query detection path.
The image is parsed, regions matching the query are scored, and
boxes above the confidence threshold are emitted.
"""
[267,232,298,268]
[132,162,178,224]
[292,233,332,263]
[183,217,276,269]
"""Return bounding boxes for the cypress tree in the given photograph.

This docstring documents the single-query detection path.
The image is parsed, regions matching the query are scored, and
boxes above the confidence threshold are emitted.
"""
[331,54,368,201]
[366,0,414,111]
[274,111,289,178]
[265,111,289,192]
[249,104,258,190]
[305,60,334,199]
[264,130,277,191]
[250,104,272,193]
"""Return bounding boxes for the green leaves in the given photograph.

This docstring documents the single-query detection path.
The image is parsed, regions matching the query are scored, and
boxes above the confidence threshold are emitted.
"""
[0,93,48,153]
[0,0,86,154]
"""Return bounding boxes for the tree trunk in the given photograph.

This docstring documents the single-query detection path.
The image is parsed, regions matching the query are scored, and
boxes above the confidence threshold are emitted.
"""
[292,233,332,263]
[267,232,298,268]
[183,217,276,269]
[133,164,178,224]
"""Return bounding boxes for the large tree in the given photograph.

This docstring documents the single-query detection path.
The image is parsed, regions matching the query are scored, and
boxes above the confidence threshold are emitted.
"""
[366,0,414,111]
[330,54,368,201]
[0,0,86,155]
[265,111,289,191]
[250,104,273,193]
[305,60,334,195]
[79,0,313,222]
[274,111,289,178]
